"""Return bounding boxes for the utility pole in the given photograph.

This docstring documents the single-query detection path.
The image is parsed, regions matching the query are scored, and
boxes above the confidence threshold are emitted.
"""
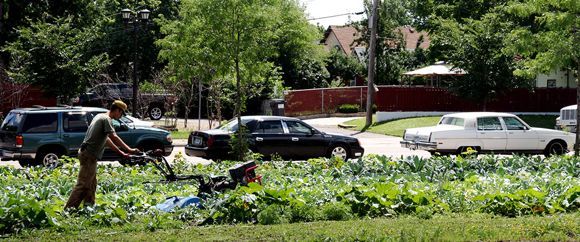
[365,0,379,127]
[574,16,579,156]
[198,80,202,131]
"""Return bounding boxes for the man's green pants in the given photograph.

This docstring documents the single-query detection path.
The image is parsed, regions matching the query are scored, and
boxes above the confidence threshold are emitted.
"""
[65,150,98,209]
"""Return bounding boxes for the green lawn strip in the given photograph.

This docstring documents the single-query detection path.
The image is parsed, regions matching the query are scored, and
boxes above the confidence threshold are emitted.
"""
[344,115,558,137]
[11,213,579,241]
[170,130,191,139]
[345,116,440,137]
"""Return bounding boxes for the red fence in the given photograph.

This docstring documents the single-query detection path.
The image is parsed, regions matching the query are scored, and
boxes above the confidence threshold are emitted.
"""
[1,83,57,115]
[284,86,575,116]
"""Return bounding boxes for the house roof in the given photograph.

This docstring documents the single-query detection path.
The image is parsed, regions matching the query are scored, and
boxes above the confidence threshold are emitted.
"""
[321,25,430,56]
[323,25,360,56]
[395,26,430,50]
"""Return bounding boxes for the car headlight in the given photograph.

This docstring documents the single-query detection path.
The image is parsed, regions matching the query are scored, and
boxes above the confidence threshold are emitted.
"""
[166,134,173,143]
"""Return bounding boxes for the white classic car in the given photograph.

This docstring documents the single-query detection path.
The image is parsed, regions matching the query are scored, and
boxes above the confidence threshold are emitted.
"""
[400,112,575,156]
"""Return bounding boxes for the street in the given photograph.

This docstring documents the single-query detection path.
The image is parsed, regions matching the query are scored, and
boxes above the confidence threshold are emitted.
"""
[0,117,427,168]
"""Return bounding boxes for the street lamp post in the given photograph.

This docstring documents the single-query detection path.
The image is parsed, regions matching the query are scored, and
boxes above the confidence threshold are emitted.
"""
[121,8,150,117]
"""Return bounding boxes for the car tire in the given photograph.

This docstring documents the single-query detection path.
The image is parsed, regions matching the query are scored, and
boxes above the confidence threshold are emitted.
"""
[18,159,35,167]
[328,144,349,161]
[36,149,63,168]
[544,140,566,157]
[148,105,165,120]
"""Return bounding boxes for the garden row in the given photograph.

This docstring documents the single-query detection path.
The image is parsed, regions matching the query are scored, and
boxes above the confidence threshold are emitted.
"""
[0,154,578,235]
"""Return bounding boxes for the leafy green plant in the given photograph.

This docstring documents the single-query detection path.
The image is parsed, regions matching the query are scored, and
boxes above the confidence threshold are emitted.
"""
[337,104,360,113]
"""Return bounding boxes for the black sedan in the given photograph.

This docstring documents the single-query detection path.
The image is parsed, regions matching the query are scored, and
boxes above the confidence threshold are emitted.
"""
[185,116,364,160]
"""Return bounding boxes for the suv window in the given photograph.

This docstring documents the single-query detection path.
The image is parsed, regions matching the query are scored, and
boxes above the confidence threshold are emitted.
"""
[22,113,58,133]
[256,120,284,134]
[1,112,23,132]
[285,121,312,134]
[63,112,89,132]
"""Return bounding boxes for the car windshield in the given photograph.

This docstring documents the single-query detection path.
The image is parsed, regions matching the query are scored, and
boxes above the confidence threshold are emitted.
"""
[439,117,464,126]
[219,118,257,132]
[1,112,23,132]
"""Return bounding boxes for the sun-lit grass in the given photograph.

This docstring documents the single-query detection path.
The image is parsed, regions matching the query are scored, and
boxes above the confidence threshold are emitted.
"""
[12,213,579,241]
[345,116,441,137]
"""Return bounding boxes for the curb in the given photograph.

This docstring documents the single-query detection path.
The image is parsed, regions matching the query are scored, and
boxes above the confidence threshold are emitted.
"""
[337,124,357,129]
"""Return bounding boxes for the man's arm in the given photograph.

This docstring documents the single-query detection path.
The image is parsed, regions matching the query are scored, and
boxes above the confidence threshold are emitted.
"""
[108,133,139,154]
[106,137,128,157]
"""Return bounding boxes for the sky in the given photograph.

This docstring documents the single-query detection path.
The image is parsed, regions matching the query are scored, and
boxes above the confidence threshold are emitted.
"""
[298,0,366,28]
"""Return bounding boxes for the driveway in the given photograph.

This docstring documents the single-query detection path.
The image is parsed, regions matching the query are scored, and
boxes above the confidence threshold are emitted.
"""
[303,117,430,158]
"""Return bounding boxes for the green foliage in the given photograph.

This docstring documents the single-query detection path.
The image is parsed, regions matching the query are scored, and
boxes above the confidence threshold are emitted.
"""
[3,16,109,100]
[503,0,579,79]
[0,153,578,236]
[325,49,365,86]
[356,0,430,85]
[337,104,360,113]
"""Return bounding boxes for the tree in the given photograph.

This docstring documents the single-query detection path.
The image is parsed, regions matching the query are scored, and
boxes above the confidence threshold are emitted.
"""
[158,0,282,160]
[273,0,328,89]
[434,13,530,109]
[3,16,109,101]
[503,0,579,154]
[356,0,426,85]
[325,49,365,85]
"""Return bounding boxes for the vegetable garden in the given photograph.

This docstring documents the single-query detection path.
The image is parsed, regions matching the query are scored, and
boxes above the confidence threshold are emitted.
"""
[0,154,578,238]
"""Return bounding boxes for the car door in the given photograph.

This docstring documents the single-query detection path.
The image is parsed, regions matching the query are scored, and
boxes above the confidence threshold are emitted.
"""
[252,120,291,157]
[62,112,91,155]
[502,116,538,151]
[475,117,507,151]
[283,120,328,158]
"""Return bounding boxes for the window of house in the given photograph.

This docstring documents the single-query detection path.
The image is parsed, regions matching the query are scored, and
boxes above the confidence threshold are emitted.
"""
[547,79,557,88]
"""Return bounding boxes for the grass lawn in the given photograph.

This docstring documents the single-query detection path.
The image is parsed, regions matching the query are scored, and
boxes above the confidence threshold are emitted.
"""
[345,115,558,137]
[10,213,579,241]
[170,130,192,139]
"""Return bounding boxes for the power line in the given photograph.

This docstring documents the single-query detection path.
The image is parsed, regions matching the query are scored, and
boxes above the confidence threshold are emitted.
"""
[307,11,364,21]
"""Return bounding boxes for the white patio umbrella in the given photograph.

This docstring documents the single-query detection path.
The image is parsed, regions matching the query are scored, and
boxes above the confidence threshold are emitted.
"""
[403,62,466,76]
[402,61,466,87]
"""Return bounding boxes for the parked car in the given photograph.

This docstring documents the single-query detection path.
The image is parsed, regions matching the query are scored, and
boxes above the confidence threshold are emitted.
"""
[555,104,577,132]
[73,83,177,120]
[121,115,155,127]
[400,112,575,156]
[0,106,173,167]
[185,116,364,160]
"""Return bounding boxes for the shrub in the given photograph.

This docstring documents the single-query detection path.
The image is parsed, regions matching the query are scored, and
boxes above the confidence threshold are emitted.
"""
[337,104,360,113]
[322,202,352,221]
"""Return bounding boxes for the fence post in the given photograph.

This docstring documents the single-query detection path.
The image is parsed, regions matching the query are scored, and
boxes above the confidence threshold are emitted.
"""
[321,89,324,113]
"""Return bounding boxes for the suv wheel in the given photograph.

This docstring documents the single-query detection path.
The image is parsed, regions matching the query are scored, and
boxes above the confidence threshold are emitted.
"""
[148,105,164,120]
[36,150,63,168]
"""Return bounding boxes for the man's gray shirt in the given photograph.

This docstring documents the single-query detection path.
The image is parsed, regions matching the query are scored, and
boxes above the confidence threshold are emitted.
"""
[82,113,115,159]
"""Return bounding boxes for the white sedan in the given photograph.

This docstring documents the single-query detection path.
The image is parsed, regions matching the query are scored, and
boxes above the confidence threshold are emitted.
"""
[400,112,575,156]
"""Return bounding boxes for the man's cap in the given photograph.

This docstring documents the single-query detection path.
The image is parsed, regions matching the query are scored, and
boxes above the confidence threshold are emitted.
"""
[112,100,128,111]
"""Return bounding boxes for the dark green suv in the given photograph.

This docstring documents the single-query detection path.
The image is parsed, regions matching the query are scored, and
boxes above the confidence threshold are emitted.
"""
[0,106,173,167]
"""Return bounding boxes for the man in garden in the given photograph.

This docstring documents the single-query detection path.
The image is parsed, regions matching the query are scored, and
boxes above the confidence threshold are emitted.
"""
[65,100,140,209]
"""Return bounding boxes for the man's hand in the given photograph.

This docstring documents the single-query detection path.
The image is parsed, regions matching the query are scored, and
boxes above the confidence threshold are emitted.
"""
[121,151,130,159]
[128,148,141,154]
